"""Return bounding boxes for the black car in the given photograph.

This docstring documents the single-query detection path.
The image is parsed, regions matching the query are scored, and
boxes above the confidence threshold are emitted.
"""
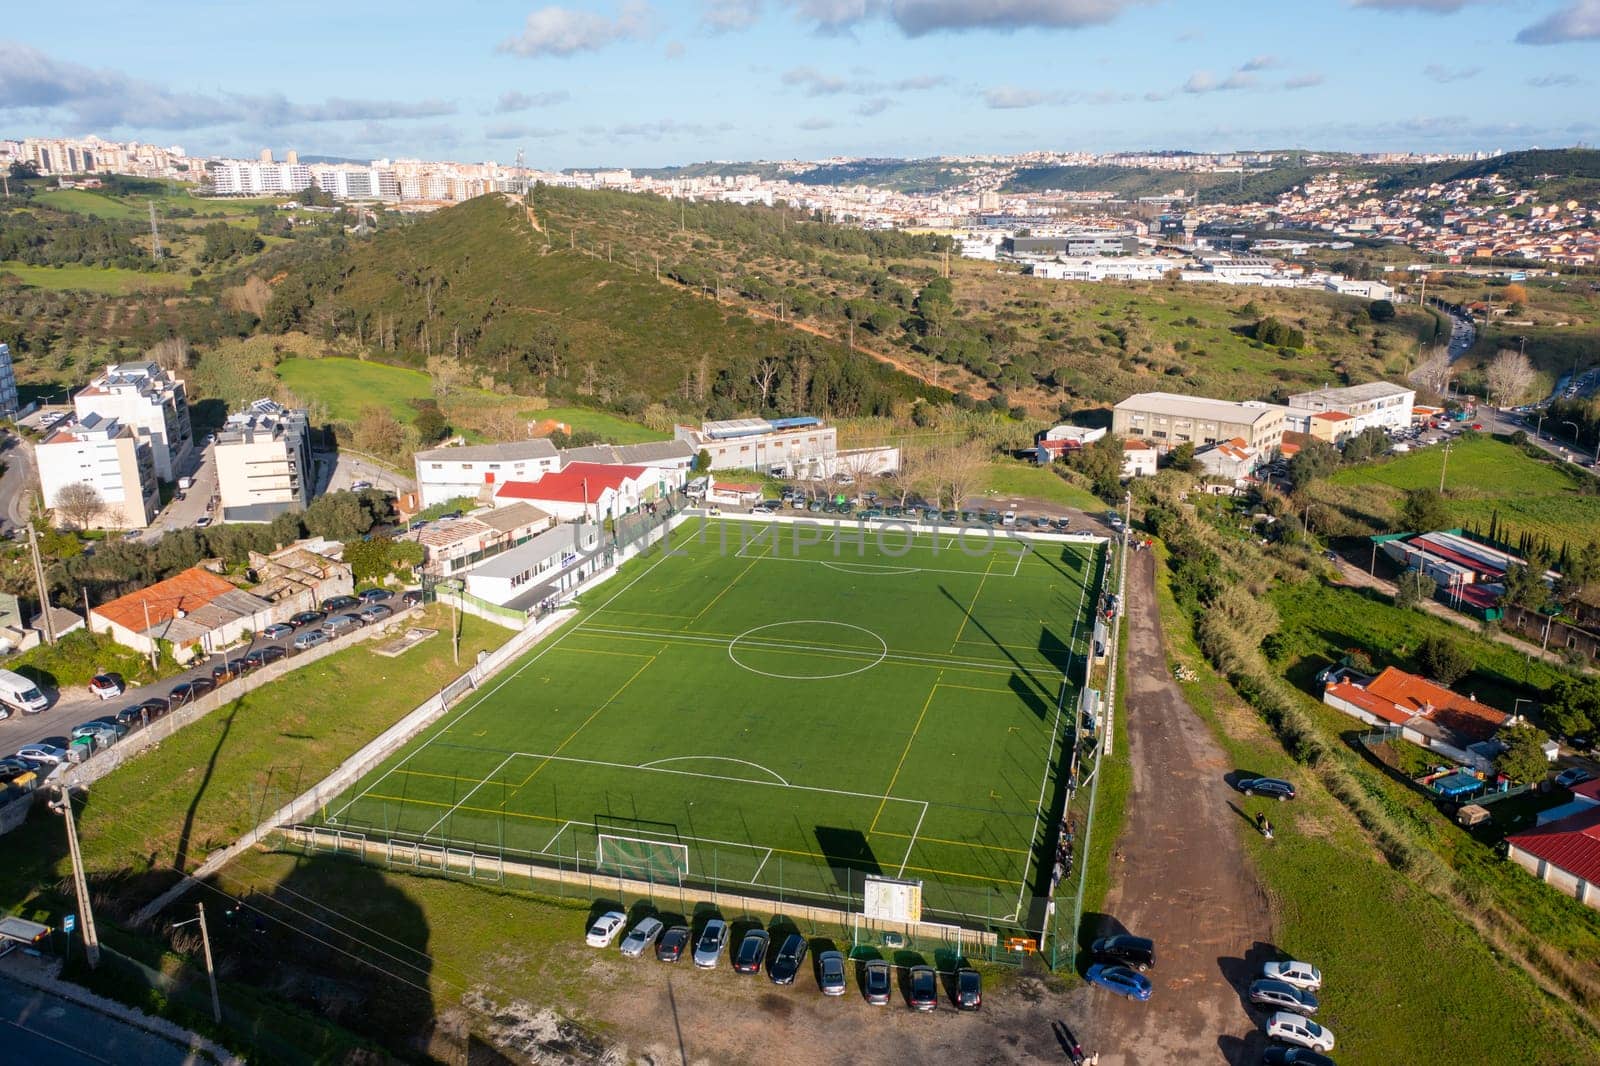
[323,595,361,612]
[357,587,393,604]
[111,705,146,728]
[862,959,892,1005]
[908,965,938,1011]
[212,660,247,684]
[1262,1048,1336,1066]
[167,679,215,708]
[768,933,808,985]
[401,590,424,608]
[1090,934,1155,971]
[732,930,770,974]
[1238,777,1297,801]
[290,610,327,628]
[656,925,690,963]
[955,968,982,1010]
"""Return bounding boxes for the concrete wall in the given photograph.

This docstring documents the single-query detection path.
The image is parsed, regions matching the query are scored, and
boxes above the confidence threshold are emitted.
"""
[1508,843,1600,910]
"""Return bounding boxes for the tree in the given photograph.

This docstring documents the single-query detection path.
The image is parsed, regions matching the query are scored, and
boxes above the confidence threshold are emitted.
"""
[1412,348,1452,397]
[1166,441,1198,473]
[1503,283,1529,310]
[53,482,105,530]
[1341,426,1390,465]
[1416,634,1472,687]
[1255,317,1305,348]
[1395,568,1437,610]
[1399,488,1450,533]
[693,449,712,474]
[302,491,381,541]
[148,336,192,372]
[1288,438,1339,490]
[928,443,986,510]
[1496,722,1552,785]
[1484,349,1536,408]
[353,405,406,458]
[1067,433,1127,500]
[1501,548,1553,611]
[411,400,449,444]
[1546,676,1600,739]
[1367,299,1396,323]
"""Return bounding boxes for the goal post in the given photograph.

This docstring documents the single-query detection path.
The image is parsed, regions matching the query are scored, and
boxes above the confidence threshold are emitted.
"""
[596,833,690,881]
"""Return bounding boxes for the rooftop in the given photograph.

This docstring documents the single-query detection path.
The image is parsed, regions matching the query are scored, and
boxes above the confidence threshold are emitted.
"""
[92,567,268,637]
[1288,381,1414,405]
[1508,806,1600,887]
[559,439,694,466]
[494,461,648,504]
[415,438,558,464]
[1324,666,1509,743]
[470,523,598,581]
[473,501,551,534]
[1114,392,1289,426]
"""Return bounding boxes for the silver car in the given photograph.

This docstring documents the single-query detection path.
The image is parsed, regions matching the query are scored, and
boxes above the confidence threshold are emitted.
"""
[692,919,727,968]
[818,950,847,996]
[1249,978,1318,1015]
[619,917,664,958]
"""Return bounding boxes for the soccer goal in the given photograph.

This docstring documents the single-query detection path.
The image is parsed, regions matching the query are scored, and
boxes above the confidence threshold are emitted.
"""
[596,833,691,881]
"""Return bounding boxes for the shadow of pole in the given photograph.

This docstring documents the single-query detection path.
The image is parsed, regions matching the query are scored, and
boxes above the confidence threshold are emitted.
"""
[171,699,242,873]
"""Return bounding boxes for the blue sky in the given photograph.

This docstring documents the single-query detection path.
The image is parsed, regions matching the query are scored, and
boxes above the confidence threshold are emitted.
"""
[3,0,1599,167]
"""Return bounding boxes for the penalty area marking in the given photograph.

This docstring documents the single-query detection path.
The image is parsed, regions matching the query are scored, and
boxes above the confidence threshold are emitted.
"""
[637,755,791,786]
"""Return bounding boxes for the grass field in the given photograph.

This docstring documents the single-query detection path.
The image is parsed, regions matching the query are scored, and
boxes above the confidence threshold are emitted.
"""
[983,460,1106,512]
[0,260,189,294]
[322,518,1102,930]
[1316,435,1600,546]
[34,188,149,221]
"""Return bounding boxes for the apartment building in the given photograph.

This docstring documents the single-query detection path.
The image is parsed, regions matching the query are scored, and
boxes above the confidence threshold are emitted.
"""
[214,401,313,522]
[1285,381,1416,435]
[211,159,313,196]
[36,413,160,529]
[0,343,18,419]
[72,362,193,481]
[1112,392,1290,454]
[413,439,562,509]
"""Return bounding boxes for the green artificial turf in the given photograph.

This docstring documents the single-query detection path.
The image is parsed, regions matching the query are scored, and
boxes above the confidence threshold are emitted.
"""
[322,518,1102,931]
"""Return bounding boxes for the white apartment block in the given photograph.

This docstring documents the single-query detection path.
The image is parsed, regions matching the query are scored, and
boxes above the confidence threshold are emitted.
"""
[73,362,194,481]
[1286,382,1416,435]
[413,439,562,509]
[673,417,840,477]
[37,414,159,529]
[211,160,313,196]
[0,343,18,419]
[215,401,313,522]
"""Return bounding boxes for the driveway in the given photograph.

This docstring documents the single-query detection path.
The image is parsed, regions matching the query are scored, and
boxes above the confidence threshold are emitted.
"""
[1083,549,1273,1064]
[322,450,415,497]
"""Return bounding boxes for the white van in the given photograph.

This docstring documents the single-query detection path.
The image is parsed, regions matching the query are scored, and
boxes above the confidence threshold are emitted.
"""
[0,668,50,715]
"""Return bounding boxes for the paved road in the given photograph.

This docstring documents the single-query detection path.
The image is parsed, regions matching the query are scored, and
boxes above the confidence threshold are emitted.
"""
[0,432,36,531]
[323,450,415,497]
[0,973,212,1066]
[1085,550,1273,1065]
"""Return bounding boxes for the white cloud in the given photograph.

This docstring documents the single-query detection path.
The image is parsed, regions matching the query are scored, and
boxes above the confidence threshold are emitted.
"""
[798,116,835,129]
[856,97,892,115]
[496,90,570,113]
[780,66,948,96]
[1240,54,1278,71]
[497,3,654,58]
[779,0,1148,35]
[484,122,565,140]
[1423,63,1479,82]
[1517,1,1600,44]
[983,86,1056,109]
[1348,0,1487,11]
[702,0,763,31]
[1527,72,1582,87]
[1284,72,1325,90]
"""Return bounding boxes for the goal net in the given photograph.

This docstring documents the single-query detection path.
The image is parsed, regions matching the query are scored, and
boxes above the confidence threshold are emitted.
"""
[596,834,691,881]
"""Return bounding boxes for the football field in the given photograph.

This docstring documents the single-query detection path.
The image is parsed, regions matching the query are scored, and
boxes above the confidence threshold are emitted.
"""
[320,517,1103,926]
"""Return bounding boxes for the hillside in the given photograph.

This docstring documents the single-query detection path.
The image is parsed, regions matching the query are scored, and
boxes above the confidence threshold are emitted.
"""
[260,195,940,419]
[1002,163,1337,204]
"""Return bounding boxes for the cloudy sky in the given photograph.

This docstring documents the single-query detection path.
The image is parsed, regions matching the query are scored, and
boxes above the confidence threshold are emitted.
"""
[3,0,1599,167]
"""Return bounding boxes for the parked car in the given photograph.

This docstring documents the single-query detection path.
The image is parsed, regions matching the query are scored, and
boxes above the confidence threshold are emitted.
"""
[323,595,361,612]
[862,959,892,1005]
[1090,934,1155,971]
[212,660,247,684]
[357,604,394,624]
[907,965,938,1011]
[16,743,67,765]
[1085,963,1152,1001]
[619,917,664,958]
[168,678,214,708]
[1266,1012,1335,1053]
[401,590,424,608]
[357,588,393,604]
[1261,1048,1336,1066]
[71,720,127,742]
[1250,978,1319,1015]
[292,629,330,652]
[112,705,147,728]
[1262,960,1322,991]
[733,930,770,974]
[289,610,327,629]
[955,968,982,1010]
[1555,767,1593,789]
[262,622,296,640]
[135,697,167,719]
[322,613,364,636]
[1238,777,1297,801]
[351,480,373,492]
[243,646,287,670]
[818,950,847,996]
[692,920,727,968]
[194,516,212,528]
[88,673,125,700]
[656,925,690,963]
[584,911,626,948]
[768,933,807,985]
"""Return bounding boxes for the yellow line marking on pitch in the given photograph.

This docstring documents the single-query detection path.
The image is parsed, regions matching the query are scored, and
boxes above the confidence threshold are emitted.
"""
[871,830,1031,856]
[690,536,771,624]
[870,672,943,833]
[505,655,658,799]
[948,548,999,652]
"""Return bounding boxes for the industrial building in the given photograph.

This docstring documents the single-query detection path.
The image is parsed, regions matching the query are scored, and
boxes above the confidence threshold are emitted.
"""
[1286,381,1416,435]
[1112,393,1290,454]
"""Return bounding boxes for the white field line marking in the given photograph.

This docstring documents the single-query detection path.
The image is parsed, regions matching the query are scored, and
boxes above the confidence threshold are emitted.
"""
[1014,551,1095,922]
[637,755,791,785]
[897,800,931,879]
[325,546,683,824]
[539,819,581,855]
[576,623,1030,676]
[748,848,776,884]
[419,753,518,839]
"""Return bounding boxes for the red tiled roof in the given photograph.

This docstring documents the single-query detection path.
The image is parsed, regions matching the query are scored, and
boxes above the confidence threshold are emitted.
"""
[1508,806,1600,886]
[1312,411,1354,422]
[92,567,239,633]
[494,461,647,504]
[1327,666,1508,743]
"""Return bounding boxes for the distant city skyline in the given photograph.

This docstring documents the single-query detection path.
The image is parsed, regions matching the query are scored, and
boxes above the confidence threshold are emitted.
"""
[3,1,1599,167]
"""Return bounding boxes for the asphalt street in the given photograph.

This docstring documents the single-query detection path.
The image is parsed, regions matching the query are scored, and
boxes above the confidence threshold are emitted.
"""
[0,974,211,1066]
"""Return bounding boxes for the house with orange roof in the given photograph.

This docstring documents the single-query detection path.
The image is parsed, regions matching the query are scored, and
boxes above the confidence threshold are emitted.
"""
[1321,665,1511,771]
[89,566,274,663]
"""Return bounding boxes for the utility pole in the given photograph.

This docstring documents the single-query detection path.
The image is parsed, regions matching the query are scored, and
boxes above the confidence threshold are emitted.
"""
[27,525,56,645]
[148,201,162,261]
[171,903,223,1024]
[142,599,158,672]
[1438,439,1452,493]
[52,788,100,969]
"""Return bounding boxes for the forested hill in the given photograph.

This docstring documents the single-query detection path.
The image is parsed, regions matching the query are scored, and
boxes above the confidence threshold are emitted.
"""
[258,194,945,418]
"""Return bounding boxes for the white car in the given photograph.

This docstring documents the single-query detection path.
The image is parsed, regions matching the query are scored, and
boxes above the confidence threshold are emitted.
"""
[1266,1011,1335,1053]
[619,917,664,958]
[692,919,727,968]
[16,744,67,765]
[1002,510,1017,527]
[585,911,627,948]
[1262,959,1322,991]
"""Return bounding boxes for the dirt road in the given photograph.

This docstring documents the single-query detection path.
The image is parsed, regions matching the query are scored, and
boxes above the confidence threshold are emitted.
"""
[1083,550,1273,1064]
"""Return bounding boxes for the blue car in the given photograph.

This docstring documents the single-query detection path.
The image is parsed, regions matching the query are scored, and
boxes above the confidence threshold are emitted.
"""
[1085,963,1152,1001]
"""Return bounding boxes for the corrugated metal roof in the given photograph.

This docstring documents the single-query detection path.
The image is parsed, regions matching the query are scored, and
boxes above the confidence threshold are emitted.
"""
[415,439,558,464]
[1509,807,1600,887]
